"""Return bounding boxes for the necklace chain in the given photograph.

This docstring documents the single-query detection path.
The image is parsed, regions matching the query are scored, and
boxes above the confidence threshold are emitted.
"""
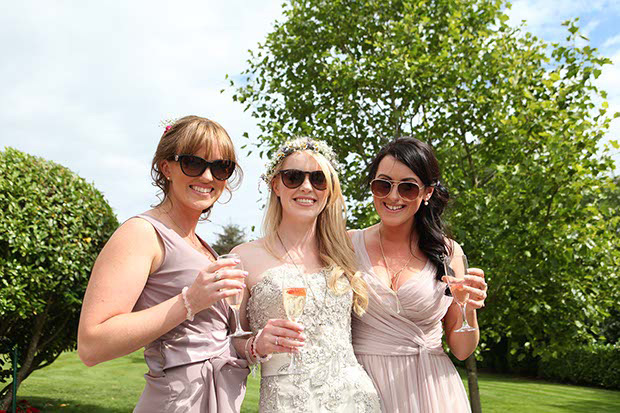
[378,226,414,291]
[164,210,207,255]
[276,231,328,316]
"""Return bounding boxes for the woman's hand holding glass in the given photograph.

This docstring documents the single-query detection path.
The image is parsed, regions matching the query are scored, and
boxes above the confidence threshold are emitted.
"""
[253,319,305,357]
[184,258,247,315]
[442,255,487,332]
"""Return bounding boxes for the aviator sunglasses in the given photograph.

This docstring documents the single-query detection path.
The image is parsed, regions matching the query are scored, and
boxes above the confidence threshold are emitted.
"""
[279,169,327,190]
[370,178,425,201]
[173,154,236,181]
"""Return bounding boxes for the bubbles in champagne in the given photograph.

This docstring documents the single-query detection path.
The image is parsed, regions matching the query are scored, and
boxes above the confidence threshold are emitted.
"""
[283,288,306,322]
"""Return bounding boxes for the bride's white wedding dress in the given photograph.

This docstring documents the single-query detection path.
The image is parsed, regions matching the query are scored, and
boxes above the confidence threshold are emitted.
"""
[247,265,381,413]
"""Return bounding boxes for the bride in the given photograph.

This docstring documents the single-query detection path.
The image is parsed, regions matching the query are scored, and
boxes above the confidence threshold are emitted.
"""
[232,137,380,412]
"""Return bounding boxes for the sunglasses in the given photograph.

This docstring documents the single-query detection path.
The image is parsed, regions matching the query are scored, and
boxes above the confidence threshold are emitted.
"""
[173,154,236,180]
[279,169,327,190]
[370,178,424,201]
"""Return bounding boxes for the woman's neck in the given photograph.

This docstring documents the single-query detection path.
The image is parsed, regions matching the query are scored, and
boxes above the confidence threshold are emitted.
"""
[276,215,319,255]
[380,220,417,246]
[158,199,200,235]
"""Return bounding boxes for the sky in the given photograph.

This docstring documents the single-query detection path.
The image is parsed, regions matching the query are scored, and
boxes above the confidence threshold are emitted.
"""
[1,0,619,244]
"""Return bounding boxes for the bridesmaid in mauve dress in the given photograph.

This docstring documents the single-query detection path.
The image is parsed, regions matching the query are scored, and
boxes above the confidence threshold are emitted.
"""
[350,137,489,413]
[78,116,249,412]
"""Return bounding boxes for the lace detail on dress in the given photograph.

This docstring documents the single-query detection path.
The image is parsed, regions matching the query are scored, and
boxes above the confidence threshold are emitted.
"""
[247,265,380,413]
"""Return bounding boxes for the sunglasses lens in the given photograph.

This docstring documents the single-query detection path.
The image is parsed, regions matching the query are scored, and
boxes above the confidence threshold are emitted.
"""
[211,160,236,180]
[281,170,305,188]
[180,155,207,177]
[398,182,420,200]
[310,171,327,190]
[370,180,392,197]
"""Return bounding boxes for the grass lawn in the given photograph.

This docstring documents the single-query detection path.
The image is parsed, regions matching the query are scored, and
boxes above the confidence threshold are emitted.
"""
[12,351,620,412]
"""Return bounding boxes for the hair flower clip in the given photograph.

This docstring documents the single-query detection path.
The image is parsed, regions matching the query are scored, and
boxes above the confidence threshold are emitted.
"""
[159,117,179,134]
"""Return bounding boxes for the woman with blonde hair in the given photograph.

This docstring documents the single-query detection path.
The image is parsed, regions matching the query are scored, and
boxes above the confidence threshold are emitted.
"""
[232,137,380,412]
[78,116,249,412]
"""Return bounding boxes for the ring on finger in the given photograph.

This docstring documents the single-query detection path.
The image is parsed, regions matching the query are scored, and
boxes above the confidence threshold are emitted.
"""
[275,336,279,346]
[214,271,222,281]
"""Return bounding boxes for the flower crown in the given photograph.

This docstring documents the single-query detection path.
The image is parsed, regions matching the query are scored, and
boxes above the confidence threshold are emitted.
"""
[260,137,340,185]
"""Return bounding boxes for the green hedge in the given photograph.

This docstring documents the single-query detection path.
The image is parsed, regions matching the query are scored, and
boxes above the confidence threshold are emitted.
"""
[538,343,619,389]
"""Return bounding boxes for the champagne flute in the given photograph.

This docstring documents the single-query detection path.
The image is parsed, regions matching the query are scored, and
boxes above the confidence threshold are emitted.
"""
[282,281,306,374]
[219,253,252,338]
[443,254,477,333]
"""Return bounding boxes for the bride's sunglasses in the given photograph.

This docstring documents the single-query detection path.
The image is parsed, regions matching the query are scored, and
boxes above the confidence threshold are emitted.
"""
[370,178,424,201]
[279,169,327,190]
[173,154,236,180]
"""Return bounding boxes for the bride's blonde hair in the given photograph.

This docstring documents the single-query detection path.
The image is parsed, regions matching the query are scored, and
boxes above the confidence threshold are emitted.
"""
[262,139,368,316]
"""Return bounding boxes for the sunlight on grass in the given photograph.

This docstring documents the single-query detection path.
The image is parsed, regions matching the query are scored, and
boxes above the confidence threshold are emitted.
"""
[14,351,620,412]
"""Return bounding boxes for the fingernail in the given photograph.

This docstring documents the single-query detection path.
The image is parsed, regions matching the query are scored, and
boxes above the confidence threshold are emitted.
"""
[242,284,246,288]
[243,271,249,276]
[234,259,241,264]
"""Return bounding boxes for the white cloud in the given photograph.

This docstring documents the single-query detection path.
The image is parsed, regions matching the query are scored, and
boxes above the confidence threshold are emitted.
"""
[0,0,283,243]
[603,33,620,49]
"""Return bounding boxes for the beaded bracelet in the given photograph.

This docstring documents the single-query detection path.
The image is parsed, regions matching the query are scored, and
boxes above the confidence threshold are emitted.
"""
[181,287,194,321]
[244,336,255,364]
[251,329,272,363]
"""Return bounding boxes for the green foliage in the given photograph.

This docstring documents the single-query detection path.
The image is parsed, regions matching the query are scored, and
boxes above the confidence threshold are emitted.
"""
[0,147,118,399]
[231,0,619,366]
[211,223,247,255]
[538,343,620,389]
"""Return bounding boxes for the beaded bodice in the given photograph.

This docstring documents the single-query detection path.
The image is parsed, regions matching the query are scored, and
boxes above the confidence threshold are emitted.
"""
[247,265,380,412]
[248,265,358,371]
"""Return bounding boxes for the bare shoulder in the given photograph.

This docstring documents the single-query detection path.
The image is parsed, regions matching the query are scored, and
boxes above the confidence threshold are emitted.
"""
[107,216,160,253]
[445,238,464,257]
[231,239,280,289]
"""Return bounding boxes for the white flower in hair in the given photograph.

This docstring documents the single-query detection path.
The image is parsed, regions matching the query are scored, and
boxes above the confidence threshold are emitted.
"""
[260,137,341,185]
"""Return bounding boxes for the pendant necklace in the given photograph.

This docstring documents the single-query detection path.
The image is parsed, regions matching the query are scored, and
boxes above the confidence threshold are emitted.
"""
[378,226,416,291]
[165,210,212,259]
[276,231,328,327]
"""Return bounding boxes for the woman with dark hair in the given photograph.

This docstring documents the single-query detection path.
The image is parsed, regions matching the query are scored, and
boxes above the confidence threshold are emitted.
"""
[350,137,488,412]
[78,116,249,412]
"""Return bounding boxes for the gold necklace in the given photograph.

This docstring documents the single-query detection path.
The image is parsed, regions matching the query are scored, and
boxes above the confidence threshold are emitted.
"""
[164,210,205,253]
[378,226,414,291]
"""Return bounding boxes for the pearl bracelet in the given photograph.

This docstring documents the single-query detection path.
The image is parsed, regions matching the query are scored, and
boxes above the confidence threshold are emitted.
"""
[181,287,194,321]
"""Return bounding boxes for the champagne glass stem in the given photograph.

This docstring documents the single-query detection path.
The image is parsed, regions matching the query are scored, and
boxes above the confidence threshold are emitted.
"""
[460,302,471,329]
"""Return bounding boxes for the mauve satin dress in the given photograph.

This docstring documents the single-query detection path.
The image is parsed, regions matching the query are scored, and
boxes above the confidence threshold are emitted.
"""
[132,214,249,413]
[350,229,471,413]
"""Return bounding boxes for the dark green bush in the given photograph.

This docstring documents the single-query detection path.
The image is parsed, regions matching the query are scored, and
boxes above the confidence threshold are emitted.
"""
[0,147,118,405]
[538,343,620,389]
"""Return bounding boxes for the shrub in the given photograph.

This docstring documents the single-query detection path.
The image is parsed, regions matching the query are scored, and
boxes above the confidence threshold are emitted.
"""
[538,343,620,389]
[0,147,118,407]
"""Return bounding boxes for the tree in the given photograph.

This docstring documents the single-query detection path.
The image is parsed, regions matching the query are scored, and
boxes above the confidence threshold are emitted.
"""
[0,148,118,408]
[211,223,247,255]
[230,0,619,405]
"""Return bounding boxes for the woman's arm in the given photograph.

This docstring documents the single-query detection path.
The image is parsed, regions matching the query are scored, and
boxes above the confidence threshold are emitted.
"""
[78,218,245,366]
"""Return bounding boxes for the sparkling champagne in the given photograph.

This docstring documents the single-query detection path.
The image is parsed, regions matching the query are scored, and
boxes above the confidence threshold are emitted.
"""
[283,287,306,322]
[448,280,470,306]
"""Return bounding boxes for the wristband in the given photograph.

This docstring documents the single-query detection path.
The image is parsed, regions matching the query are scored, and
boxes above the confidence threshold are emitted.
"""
[181,287,194,321]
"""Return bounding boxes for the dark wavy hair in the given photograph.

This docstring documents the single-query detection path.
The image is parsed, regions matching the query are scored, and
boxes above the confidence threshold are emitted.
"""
[366,137,451,281]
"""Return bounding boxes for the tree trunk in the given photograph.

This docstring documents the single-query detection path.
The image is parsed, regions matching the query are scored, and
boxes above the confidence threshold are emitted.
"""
[1,302,50,410]
[466,354,482,413]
